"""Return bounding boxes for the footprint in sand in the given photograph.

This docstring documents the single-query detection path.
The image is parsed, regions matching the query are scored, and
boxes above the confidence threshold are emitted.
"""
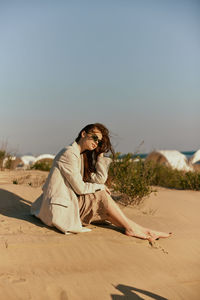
[148,240,169,254]
[12,278,26,284]
[0,273,26,284]
[60,290,68,300]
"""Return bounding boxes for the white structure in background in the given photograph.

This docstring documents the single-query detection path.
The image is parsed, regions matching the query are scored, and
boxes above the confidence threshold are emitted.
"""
[34,154,55,163]
[159,150,193,171]
[146,150,193,172]
[2,154,55,169]
[20,155,36,168]
[18,154,55,169]
[190,149,200,165]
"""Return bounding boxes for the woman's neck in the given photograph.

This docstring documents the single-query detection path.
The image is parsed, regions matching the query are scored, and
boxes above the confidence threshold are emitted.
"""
[76,140,85,154]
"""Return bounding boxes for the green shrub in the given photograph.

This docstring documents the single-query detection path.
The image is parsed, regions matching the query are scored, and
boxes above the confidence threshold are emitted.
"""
[4,155,13,169]
[31,161,52,172]
[0,141,16,169]
[0,150,6,169]
[150,163,200,190]
[108,155,200,206]
[108,153,154,206]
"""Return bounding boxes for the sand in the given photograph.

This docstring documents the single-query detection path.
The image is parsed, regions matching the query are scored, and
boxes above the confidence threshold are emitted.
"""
[0,171,200,300]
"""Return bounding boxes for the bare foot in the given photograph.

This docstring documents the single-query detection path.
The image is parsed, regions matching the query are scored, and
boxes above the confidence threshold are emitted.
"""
[125,220,172,241]
[125,224,150,240]
[145,229,172,240]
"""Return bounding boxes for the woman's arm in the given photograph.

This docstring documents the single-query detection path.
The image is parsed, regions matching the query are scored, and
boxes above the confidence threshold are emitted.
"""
[90,154,112,184]
[56,149,105,195]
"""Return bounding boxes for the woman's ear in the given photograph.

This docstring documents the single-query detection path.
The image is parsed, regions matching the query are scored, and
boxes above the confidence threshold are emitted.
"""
[81,131,86,138]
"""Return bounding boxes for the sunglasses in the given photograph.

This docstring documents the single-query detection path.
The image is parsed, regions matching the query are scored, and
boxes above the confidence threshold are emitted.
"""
[88,134,102,145]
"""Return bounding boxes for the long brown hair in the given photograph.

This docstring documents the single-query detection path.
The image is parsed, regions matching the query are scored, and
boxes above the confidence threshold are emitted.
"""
[75,123,114,182]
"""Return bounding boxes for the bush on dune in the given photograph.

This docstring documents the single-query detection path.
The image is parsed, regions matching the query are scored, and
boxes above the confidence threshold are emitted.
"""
[108,153,154,206]
[150,163,200,190]
[0,150,6,169]
[0,144,14,170]
[108,154,200,206]
[31,160,52,172]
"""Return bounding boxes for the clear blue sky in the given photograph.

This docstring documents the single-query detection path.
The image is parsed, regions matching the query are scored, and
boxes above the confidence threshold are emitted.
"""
[0,0,199,155]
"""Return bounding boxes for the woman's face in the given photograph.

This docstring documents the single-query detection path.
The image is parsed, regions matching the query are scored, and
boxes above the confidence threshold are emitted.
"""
[82,129,103,151]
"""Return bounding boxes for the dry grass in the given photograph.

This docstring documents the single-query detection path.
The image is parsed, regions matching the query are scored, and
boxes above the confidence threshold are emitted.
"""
[0,170,48,187]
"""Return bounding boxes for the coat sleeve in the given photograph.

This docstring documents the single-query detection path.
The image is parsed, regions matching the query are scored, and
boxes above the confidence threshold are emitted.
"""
[90,156,112,184]
[56,149,105,195]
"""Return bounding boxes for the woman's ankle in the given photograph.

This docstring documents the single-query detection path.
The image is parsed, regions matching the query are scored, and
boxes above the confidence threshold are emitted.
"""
[125,228,135,236]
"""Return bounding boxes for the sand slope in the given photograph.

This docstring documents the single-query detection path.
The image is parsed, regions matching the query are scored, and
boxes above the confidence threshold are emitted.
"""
[0,177,200,299]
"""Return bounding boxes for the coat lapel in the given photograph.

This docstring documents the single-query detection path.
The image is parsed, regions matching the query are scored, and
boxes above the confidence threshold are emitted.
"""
[71,141,84,178]
[80,154,84,178]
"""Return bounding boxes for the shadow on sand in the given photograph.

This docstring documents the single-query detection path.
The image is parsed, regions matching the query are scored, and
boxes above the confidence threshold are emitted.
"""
[0,188,59,233]
[111,284,168,300]
[0,188,125,235]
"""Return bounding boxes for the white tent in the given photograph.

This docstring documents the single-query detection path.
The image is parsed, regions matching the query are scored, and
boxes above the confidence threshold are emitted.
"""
[34,154,55,163]
[146,150,193,172]
[20,155,36,167]
[190,150,200,165]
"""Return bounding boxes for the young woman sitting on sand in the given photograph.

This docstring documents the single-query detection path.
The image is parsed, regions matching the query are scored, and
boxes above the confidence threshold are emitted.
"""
[31,123,171,241]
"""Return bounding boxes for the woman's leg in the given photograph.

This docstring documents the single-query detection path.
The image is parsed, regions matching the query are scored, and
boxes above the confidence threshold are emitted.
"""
[105,192,171,240]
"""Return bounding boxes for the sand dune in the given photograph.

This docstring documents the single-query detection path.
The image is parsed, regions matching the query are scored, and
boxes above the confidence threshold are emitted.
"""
[0,172,200,299]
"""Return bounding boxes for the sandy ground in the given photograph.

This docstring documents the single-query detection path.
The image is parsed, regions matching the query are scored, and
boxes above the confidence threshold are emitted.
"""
[0,171,200,300]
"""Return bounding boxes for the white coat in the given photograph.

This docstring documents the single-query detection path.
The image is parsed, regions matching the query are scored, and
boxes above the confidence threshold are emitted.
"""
[31,141,111,234]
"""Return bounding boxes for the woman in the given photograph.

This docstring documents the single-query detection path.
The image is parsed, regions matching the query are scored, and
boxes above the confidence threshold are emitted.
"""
[31,123,171,240]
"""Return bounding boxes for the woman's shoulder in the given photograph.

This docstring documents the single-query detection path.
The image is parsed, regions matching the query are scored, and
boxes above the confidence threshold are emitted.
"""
[66,142,80,157]
[55,142,80,161]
